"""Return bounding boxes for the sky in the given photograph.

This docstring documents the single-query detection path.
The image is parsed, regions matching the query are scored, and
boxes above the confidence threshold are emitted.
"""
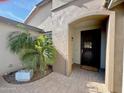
[0,0,42,22]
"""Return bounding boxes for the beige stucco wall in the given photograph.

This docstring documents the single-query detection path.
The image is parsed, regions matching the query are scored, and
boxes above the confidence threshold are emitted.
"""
[52,0,105,10]
[71,27,80,64]
[105,12,115,93]
[52,0,73,10]
[0,22,39,75]
[26,1,52,32]
[0,22,22,75]
[122,49,124,93]
[111,3,124,93]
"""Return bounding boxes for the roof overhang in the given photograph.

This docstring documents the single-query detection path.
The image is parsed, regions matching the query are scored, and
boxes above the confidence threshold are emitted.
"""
[36,0,51,7]
[107,0,124,9]
[0,16,44,33]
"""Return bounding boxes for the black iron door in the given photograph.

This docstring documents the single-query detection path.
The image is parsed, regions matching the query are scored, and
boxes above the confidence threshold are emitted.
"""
[81,30,101,69]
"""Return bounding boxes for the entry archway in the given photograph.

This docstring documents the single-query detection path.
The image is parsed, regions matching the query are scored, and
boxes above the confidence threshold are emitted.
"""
[67,12,115,92]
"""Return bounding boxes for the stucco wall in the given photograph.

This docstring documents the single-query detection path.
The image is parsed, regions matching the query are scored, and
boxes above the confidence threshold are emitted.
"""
[111,3,124,93]
[104,12,115,93]
[52,0,105,10]
[71,28,80,64]
[52,0,73,10]
[123,50,124,93]
[26,1,52,32]
[0,22,39,75]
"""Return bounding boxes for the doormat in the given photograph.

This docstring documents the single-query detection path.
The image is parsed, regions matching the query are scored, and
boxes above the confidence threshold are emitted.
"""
[81,65,98,72]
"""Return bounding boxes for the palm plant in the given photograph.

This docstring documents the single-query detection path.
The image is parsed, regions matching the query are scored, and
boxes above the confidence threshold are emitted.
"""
[8,31,33,53]
[20,35,56,74]
[8,26,56,75]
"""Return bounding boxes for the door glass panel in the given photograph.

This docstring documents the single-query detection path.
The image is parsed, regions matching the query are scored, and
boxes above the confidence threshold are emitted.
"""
[84,42,92,48]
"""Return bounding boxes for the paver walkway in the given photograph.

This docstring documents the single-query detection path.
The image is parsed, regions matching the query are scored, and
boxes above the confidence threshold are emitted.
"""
[0,65,108,93]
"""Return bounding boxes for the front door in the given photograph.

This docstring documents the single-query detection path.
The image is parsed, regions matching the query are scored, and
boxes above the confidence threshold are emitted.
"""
[81,29,101,70]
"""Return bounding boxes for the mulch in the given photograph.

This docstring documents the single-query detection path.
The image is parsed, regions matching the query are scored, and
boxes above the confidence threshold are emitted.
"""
[3,66,53,84]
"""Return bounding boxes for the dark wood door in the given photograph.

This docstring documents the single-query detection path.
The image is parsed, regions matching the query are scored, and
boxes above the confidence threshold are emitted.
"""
[81,29,101,69]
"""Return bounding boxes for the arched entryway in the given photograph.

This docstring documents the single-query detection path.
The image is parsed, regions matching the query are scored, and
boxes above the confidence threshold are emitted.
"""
[67,12,115,92]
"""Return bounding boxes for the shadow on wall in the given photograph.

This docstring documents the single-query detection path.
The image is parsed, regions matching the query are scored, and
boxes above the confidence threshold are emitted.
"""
[53,50,66,75]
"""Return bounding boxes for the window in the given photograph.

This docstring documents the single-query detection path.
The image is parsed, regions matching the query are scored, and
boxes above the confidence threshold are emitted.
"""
[84,42,92,48]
